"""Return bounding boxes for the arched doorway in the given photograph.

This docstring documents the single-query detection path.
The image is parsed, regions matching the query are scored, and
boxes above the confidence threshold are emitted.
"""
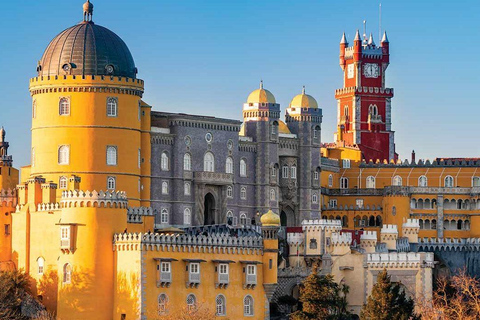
[204,193,215,225]
[280,211,287,227]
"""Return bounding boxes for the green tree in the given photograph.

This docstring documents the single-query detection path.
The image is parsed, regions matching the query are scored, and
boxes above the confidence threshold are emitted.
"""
[360,269,418,320]
[290,263,352,320]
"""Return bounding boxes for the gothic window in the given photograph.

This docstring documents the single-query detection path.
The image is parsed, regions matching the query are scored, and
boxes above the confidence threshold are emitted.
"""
[340,177,349,189]
[63,263,72,284]
[314,171,319,180]
[473,176,480,187]
[107,176,116,190]
[240,159,247,177]
[184,153,191,171]
[444,175,454,188]
[158,293,168,315]
[59,98,70,115]
[312,193,318,204]
[186,294,196,311]
[106,146,117,166]
[366,176,376,189]
[344,105,349,116]
[58,145,70,165]
[240,187,247,200]
[59,176,68,189]
[393,175,402,186]
[309,239,317,249]
[243,295,254,316]
[282,166,289,178]
[290,166,297,179]
[418,175,428,187]
[106,97,118,117]
[226,211,233,225]
[226,186,233,198]
[270,189,276,201]
[37,257,45,275]
[204,152,215,172]
[162,181,169,194]
[216,294,226,316]
[240,213,247,226]
[328,174,333,187]
[184,182,191,195]
[161,152,169,171]
[161,208,169,224]
[356,199,364,208]
[184,208,191,225]
[226,157,234,174]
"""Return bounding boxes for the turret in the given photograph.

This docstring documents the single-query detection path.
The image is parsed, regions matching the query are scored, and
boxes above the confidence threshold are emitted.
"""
[287,232,305,267]
[367,33,375,46]
[353,30,362,62]
[260,210,280,311]
[402,219,420,244]
[360,231,378,253]
[380,224,398,251]
[331,231,352,255]
[381,31,390,63]
[339,32,348,70]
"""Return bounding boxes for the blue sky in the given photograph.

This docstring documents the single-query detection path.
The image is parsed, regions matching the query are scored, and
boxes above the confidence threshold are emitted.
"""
[1,0,479,166]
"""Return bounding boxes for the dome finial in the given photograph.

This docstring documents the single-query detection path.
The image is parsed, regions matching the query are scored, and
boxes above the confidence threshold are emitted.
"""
[260,79,263,89]
[83,0,94,22]
[302,85,306,95]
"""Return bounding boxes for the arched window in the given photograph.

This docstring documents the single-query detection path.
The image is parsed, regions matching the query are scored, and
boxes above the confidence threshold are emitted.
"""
[444,175,454,188]
[107,176,116,190]
[184,208,191,225]
[240,213,247,226]
[186,294,196,311]
[184,182,191,195]
[290,165,297,179]
[312,193,318,204]
[313,171,319,180]
[158,293,168,315]
[282,166,289,178]
[393,175,402,186]
[366,176,376,189]
[227,186,233,198]
[63,263,72,284]
[340,177,349,189]
[240,159,247,177]
[161,208,169,224]
[59,98,70,115]
[270,189,276,201]
[344,105,349,116]
[37,257,45,275]
[204,152,215,172]
[106,97,118,117]
[59,176,68,189]
[226,157,234,174]
[432,219,437,230]
[184,153,191,171]
[162,181,169,194]
[106,146,117,165]
[473,177,480,187]
[328,174,333,187]
[216,294,226,316]
[58,145,69,165]
[342,215,348,227]
[226,211,233,225]
[243,295,254,316]
[32,100,36,118]
[240,187,247,200]
[161,152,169,171]
[418,175,428,187]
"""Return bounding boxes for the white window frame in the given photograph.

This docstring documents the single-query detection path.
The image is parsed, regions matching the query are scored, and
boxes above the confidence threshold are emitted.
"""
[329,199,337,208]
[138,149,141,168]
[342,159,351,169]
[312,193,318,204]
[158,293,168,315]
[218,263,229,284]
[314,171,319,180]
[189,262,200,283]
[226,157,234,174]
[328,174,333,187]
[393,175,402,186]
[444,175,454,188]
[282,166,289,178]
[162,181,169,195]
[161,152,169,171]
[60,226,70,248]
[106,146,117,166]
[161,208,169,224]
[184,182,191,196]
[184,153,191,171]
[58,145,70,165]
[366,176,376,189]
[216,294,226,316]
[356,198,364,208]
[418,175,428,187]
[226,186,233,198]
[59,97,70,116]
[184,208,191,225]
[290,166,297,179]
[246,264,257,284]
[240,159,247,177]
[243,295,254,317]
[204,152,215,172]
[106,97,118,117]
[37,257,45,275]
[63,263,72,284]
[160,262,171,282]
[240,213,247,226]
[240,187,247,200]
[270,188,276,201]
[340,177,349,189]
[473,176,480,187]
[107,176,116,190]
[59,176,68,189]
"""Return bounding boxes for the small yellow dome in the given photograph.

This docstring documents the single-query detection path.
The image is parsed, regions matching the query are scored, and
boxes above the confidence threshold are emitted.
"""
[278,120,291,134]
[261,210,280,227]
[247,81,276,104]
[289,87,318,109]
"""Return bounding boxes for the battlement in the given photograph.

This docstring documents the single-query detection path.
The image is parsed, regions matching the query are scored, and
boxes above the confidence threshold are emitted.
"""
[366,252,434,268]
[0,188,17,207]
[381,224,398,234]
[302,219,342,228]
[127,207,156,216]
[61,190,128,209]
[360,158,480,168]
[403,219,420,229]
[335,86,394,97]
[361,231,377,240]
[30,74,144,86]
[37,203,61,212]
[331,232,352,245]
[287,232,304,245]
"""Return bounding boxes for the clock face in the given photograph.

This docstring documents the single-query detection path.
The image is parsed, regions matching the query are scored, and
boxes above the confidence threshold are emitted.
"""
[347,64,354,79]
[363,63,379,78]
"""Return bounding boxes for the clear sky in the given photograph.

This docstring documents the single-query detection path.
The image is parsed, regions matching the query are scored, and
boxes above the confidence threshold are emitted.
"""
[1,0,479,167]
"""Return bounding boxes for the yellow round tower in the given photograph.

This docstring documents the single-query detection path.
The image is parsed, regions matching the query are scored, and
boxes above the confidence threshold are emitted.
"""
[29,1,149,205]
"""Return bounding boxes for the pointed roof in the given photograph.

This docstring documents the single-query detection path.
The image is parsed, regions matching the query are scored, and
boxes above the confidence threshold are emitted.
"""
[340,32,348,44]
[354,29,361,41]
[381,31,389,43]
[368,33,375,46]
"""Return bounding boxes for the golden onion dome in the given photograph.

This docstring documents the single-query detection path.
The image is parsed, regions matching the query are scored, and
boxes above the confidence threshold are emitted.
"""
[260,210,281,227]
[289,86,318,109]
[247,81,276,104]
[278,120,291,134]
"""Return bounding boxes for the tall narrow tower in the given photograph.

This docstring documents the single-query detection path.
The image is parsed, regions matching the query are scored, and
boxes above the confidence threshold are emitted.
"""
[335,31,396,162]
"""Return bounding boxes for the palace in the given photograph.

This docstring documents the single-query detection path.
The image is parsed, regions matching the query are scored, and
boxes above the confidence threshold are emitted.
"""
[0,1,477,319]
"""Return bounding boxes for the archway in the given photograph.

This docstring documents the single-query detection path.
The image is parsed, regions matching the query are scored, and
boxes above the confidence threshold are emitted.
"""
[280,211,287,227]
[204,193,215,225]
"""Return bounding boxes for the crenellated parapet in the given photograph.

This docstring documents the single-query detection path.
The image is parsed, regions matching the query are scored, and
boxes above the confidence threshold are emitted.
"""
[331,232,352,246]
[381,224,398,250]
[360,231,378,253]
[287,232,304,245]
[335,86,394,97]
[360,157,480,168]
[61,190,128,209]
[37,203,61,212]
[365,252,434,268]
[0,188,17,207]
[302,219,342,232]
[127,206,156,224]
[417,237,480,252]
[402,219,420,244]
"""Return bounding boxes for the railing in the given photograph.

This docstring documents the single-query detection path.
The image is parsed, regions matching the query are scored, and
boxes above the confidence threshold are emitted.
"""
[60,239,70,249]
[218,273,229,284]
[189,272,200,283]
[246,274,257,285]
[160,272,171,282]
[194,171,233,186]
[325,188,384,196]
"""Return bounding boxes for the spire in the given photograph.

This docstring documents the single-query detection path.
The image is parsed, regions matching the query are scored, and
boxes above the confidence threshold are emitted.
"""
[381,31,389,43]
[302,86,306,95]
[368,33,375,46]
[340,32,348,44]
[260,80,264,89]
[83,0,94,22]
[354,29,361,41]
[0,127,5,143]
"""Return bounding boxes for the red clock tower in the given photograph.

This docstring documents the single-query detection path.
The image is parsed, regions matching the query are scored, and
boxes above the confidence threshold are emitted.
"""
[334,30,397,162]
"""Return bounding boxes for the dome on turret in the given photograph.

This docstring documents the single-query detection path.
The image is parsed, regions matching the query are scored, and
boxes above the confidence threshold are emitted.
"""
[36,1,137,78]
[260,210,280,227]
[289,87,318,109]
[247,81,276,104]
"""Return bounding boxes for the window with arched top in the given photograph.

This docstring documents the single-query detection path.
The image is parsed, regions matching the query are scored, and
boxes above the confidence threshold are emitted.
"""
[340,177,349,189]
[418,175,428,187]
[328,174,333,187]
[59,98,70,115]
[184,182,191,195]
[161,152,169,171]
[158,293,168,315]
[216,294,226,316]
[59,176,68,189]
[312,193,318,204]
[106,97,118,117]
[162,181,169,194]
[186,294,196,311]
[240,159,247,177]
[240,213,247,226]
[184,153,191,171]
[270,188,276,201]
[240,187,247,200]
[243,295,254,316]
[344,105,349,116]
[226,211,233,225]
[184,208,191,225]
[58,145,70,165]
[444,175,454,188]
[366,176,376,189]
[106,146,117,166]
[282,166,289,178]
[290,165,297,179]
[204,152,215,172]
[226,157,234,174]
[473,177,480,187]
[63,263,72,284]
[37,257,45,275]
[393,175,402,186]
[161,208,169,224]
[107,176,116,190]
[227,186,233,198]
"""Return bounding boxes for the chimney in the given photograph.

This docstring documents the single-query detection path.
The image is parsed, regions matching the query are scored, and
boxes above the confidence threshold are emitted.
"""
[411,150,416,163]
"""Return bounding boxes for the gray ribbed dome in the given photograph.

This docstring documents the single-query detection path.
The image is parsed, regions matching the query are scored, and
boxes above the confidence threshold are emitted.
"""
[37,21,137,78]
